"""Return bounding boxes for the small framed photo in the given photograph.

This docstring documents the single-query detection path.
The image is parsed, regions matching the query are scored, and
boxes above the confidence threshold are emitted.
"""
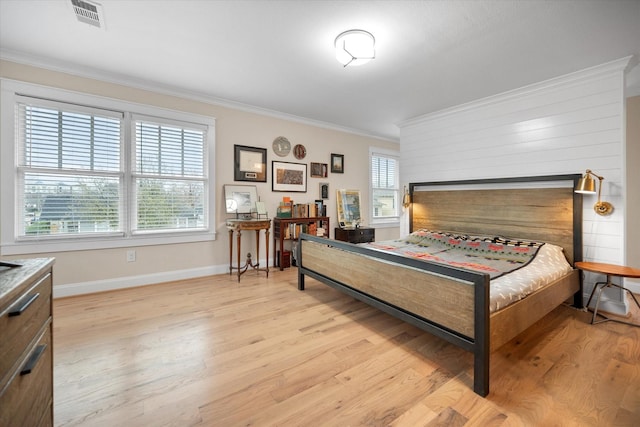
[337,189,361,229]
[224,184,258,214]
[331,153,344,173]
[272,161,307,192]
[234,145,266,182]
[310,162,328,178]
[320,182,329,199]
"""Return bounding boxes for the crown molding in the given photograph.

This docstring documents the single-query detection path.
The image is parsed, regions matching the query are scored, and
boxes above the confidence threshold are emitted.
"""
[0,49,398,143]
[400,55,636,128]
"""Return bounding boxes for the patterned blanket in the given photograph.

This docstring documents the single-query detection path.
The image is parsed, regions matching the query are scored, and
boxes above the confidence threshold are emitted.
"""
[363,229,545,279]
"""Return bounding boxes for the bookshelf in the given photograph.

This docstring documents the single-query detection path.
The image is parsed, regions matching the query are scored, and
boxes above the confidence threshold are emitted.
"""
[273,216,329,270]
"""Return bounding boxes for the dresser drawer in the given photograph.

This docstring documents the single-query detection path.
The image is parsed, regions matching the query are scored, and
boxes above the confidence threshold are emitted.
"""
[0,322,53,427]
[0,271,52,383]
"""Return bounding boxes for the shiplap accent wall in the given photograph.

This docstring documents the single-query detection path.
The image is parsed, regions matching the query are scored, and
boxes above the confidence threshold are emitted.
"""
[399,57,634,314]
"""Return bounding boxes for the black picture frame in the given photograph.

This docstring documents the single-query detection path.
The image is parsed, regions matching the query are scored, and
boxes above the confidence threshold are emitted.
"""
[331,153,344,173]
[272,161,307,192]
[320,182,329,199]
[310,162,328,178]
[234,145,267,182]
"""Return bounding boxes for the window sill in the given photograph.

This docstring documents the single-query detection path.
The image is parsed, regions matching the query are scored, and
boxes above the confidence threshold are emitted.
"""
[1,231,216,255]
[370,220,400,229]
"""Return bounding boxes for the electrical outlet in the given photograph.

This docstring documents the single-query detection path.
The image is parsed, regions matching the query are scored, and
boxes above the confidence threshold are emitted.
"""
[126,250,136,262]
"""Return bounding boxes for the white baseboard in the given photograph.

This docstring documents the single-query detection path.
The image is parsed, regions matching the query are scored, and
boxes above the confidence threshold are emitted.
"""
[625,278,640,294]
[53,262,232,298]
[583,291,629,316]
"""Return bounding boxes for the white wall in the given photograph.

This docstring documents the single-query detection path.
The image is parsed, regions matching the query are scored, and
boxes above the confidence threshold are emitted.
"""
[399,57,635,315]
[0,60,400,297]
[626,96,640,293]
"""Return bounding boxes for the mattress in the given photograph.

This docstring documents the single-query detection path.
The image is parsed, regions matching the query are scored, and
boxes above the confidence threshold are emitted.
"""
[362,230,573,313]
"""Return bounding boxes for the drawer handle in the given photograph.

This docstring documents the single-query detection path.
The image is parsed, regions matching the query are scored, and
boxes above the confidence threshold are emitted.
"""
[8,292,40,317]
[20,344,47,376]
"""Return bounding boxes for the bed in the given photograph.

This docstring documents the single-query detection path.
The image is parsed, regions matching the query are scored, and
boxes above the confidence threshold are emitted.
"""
[296,174,584,397]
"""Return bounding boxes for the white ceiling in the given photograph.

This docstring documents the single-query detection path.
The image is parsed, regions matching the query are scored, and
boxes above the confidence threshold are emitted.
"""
[1,0,639,141]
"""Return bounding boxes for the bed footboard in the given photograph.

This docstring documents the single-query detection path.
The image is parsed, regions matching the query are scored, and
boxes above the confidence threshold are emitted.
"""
[297,234,491,396]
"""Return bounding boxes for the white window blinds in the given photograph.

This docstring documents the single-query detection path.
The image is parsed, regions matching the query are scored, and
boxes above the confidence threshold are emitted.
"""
[371,152,399,220]
[16,97,123,238]
[133,116,207,232]
[13,96,210,240]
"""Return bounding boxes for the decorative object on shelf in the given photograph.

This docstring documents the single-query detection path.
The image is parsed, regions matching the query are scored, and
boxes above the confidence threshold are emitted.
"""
[272,161,307,192]
[335,29,375,67]
[403,185,411,208]
[224,184,258,218]
[293,144,307,160]
[574,169,614,215]
[336,189,361,229]
[255,201,268,219]
[234,145,266,182]
[310,162,328,178]
[331,153,344,173]
[277,196,293,218]
[272,136,291,157]
[320,182,329,199]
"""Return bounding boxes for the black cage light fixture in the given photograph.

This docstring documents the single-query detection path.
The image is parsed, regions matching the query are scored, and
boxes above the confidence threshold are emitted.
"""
[575,169,614,216]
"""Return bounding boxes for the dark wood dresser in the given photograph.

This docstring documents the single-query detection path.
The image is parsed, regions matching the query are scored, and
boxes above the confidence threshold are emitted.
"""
[0,258,55,427]
[334,227,375,244]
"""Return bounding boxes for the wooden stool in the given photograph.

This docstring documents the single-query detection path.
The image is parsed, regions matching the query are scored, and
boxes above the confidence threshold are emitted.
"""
[575,261,640,327]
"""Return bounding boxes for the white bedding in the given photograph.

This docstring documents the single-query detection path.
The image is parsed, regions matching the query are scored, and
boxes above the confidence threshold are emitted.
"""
[489,243,572,313]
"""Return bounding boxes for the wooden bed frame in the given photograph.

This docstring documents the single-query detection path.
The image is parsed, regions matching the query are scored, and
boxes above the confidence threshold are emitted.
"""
[297,174,584,396]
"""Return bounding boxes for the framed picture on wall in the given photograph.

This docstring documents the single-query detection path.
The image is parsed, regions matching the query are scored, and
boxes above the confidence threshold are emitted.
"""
[331,153,344,173]
[272,161,307,192]
[336,189,361,229]
[224,184,258,215]
[234,145,267,182]
[310,162,328,178]
[320,182,329,199]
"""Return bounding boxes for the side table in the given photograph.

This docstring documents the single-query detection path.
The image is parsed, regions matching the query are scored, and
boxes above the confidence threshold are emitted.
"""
[575,261,640,327]
[227,218,271,282]
[334,227,375,244]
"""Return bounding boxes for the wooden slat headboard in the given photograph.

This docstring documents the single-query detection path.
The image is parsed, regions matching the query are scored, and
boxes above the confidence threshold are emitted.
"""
[409,175,583,265]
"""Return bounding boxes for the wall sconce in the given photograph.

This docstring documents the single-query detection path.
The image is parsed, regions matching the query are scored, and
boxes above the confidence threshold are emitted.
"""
[335,29,375,67]
[402,185,411,208]
[575,169,614,216]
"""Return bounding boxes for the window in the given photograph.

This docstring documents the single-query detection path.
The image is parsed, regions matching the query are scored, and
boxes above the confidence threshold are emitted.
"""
[133,116,207,233]
[16,97,124,238]
[370,148,400,225]
[1,80,215,254]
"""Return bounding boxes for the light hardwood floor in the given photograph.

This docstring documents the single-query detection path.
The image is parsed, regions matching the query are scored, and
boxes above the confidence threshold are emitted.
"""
[53,269,640,426]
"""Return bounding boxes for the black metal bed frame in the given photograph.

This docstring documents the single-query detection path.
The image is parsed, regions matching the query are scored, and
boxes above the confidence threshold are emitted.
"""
[296,174,584,397]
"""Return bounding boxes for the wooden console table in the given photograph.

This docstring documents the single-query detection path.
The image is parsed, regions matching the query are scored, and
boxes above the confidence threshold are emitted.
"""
[575,261,640,327]
[226,218,271,282]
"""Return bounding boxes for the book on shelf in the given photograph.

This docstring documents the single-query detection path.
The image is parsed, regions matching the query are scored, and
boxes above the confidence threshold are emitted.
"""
[289,202,326,218]
[275,196,326,219]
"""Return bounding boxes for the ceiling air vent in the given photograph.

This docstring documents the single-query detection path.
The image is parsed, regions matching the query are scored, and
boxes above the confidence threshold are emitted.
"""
[70,0,104,28]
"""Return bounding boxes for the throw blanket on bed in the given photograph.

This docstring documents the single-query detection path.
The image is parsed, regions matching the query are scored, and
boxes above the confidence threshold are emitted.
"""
[364,229,545,279]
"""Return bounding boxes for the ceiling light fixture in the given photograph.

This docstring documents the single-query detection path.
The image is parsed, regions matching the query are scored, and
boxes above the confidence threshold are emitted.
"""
[335,30,375,67]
